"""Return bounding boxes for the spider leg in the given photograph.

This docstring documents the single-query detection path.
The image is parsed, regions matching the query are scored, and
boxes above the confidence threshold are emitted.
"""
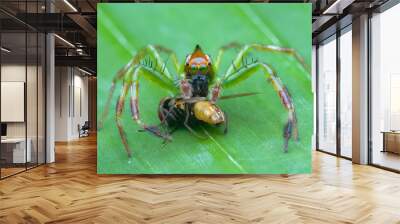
[223,111,228,134]
[183,104,207,139]
[130,65,174,142]
[115,81,133,158]
[214,42,243,72]
[216,62,298,152]
[161,108,174,126]
[153,45,182,78]
[224,44,309,77]
[159,112,178,147]
[99,60,135,129]
[99,44,179,129]
[136,44,177,80]
[153,106,177,137]
[109,64,177,158]
[115,65,177,158]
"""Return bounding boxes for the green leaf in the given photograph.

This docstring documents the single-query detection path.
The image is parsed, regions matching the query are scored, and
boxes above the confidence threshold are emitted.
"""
[97,3,313,174]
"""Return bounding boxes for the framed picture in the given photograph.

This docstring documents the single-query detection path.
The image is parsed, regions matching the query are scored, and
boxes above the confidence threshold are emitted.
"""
[97,3,312,174]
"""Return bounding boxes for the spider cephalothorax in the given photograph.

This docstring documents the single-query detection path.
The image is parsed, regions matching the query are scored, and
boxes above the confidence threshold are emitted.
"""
[99,43,309,158]
[184,45,215,97]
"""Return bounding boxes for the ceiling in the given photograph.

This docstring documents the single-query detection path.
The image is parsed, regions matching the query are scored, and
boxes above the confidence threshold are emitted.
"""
[0,0,392,74]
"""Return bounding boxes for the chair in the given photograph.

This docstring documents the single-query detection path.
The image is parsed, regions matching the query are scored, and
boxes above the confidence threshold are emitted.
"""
[78,121,90,138]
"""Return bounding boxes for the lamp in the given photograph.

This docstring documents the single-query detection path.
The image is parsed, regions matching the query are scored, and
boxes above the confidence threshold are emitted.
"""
[63,0,78,12]
[1,47,11,53]
[54,34,75,48]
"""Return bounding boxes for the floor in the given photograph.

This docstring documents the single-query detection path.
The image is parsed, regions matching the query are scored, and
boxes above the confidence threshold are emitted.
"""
[372,150,400,171]
[0,135,400,223]
[1,163,43,178]
[0,167,25,178]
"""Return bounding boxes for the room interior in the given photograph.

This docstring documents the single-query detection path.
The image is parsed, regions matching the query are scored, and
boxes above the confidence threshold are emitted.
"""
[0,0,400,223]
[0,29,46,177]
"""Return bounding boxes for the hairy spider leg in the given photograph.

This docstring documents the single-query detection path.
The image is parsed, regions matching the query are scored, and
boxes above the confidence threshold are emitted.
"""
[99,45,178,129]
[225,43,310,77]
[210,44,308,103]
[115,82,133,158]
[145,106,177,145]
[115,64,178,158]
[183,103,207,139]
[99,60,132,129]
[129,65,175,140]
[153,45,182,78]
[139,97,180,138]
[214,42,243,72]
[216,62,298,153]
[103,47,178,157]
[223,112,228,134]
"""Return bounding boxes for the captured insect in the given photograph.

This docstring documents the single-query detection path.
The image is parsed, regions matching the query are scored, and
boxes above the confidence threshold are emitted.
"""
[156,92,260,141]
[99,43,309,158]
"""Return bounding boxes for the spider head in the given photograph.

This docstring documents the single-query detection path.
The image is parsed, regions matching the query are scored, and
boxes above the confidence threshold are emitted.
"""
[185,45,213,97]
[185,45,212,77]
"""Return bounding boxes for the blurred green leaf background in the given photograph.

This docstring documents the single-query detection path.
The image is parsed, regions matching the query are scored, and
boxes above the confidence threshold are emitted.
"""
[97,3,313,174]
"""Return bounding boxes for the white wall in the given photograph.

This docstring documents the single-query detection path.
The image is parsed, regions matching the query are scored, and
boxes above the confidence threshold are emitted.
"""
[55,67,89,141]
[55,67,69,141]
[71,73,89,138]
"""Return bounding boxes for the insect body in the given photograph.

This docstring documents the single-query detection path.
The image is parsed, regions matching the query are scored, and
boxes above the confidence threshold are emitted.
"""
[158,97,227,138]
[99,43,309,158]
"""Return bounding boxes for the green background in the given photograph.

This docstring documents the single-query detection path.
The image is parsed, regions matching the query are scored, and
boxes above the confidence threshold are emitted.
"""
[97,3,312,174]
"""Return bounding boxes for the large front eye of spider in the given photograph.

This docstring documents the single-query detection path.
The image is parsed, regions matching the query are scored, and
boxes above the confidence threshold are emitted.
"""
[199,64,207,72]
[191,64,197,71]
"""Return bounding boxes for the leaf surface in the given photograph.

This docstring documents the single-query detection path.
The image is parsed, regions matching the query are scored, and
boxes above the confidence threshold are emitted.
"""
[97,3,313,174]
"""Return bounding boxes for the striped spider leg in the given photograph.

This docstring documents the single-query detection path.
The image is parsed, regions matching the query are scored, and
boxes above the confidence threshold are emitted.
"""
[99,45,181,158]
[209,43,309,152]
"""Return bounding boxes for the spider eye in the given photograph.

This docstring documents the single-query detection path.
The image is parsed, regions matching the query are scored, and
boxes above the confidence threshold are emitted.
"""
[200,65,207,72]
[191,65,197,71]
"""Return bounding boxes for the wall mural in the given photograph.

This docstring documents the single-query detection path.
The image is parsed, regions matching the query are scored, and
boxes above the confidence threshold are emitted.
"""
[97,3,312,174]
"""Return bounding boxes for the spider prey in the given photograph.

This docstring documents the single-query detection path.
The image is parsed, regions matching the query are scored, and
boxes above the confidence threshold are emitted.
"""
[99,43,309,158]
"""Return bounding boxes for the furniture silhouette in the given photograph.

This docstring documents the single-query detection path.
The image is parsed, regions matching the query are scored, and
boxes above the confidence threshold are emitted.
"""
[78,121,90,138]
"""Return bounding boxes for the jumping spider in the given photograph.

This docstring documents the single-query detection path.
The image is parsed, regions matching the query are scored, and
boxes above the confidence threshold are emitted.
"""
[99,43,309,158]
